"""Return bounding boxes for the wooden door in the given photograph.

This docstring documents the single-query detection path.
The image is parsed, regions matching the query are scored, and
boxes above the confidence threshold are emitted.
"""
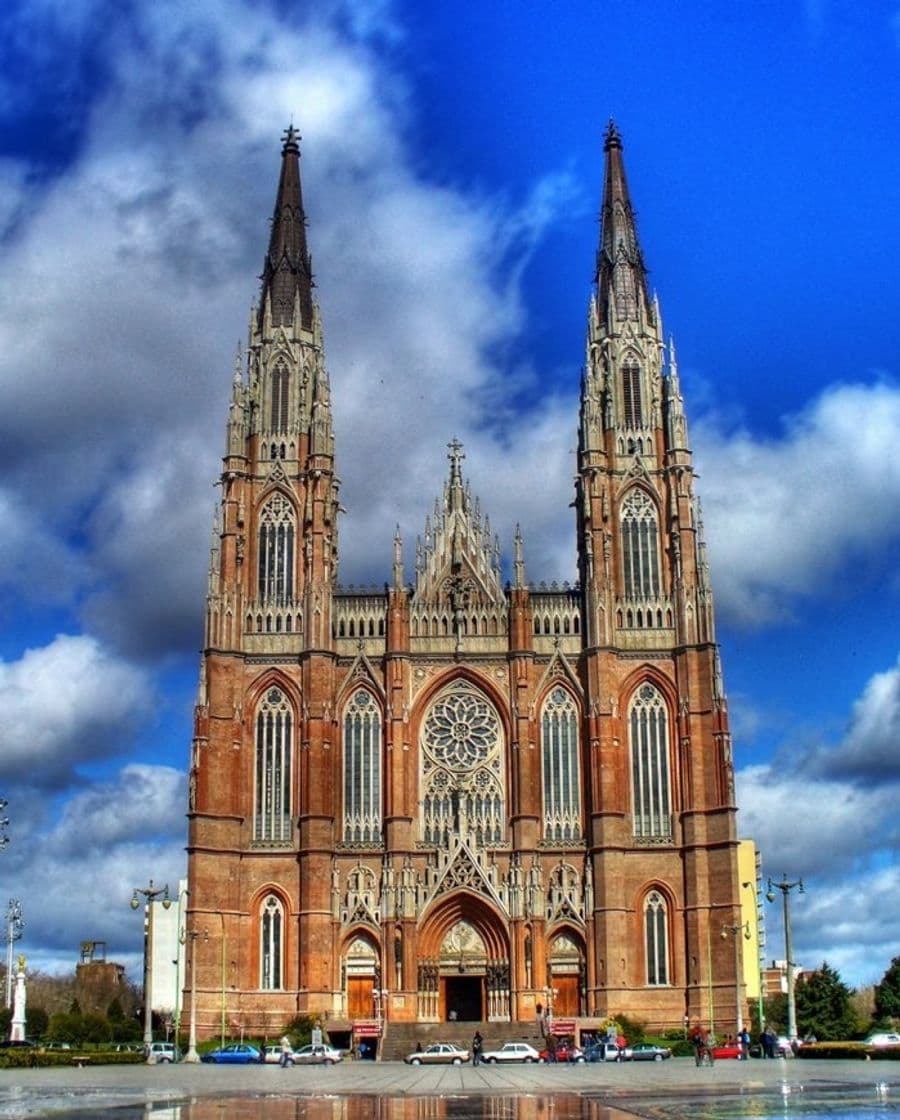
[347,976,373,1019]
[554,975,579,1016]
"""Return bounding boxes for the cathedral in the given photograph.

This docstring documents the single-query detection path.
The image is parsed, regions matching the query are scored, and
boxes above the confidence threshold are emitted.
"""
[186,122,744,1045]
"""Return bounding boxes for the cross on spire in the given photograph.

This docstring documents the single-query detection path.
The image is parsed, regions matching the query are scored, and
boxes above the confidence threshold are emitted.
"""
[447,437,465,482]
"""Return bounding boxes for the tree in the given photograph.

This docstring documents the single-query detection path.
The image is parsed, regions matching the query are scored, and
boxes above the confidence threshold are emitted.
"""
[795,961,858,1040]
[26,1007,49,1040]
[874,957,900,1022]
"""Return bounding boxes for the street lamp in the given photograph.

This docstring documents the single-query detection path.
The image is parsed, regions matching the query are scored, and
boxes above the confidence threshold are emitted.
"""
[766,874,805,1042]
[182,927,209,1063]
[4,900,24,1009]
[721,921,750,1033]
[742,879,765,1030]
[130,881,171,1055]
[0,799,9,850]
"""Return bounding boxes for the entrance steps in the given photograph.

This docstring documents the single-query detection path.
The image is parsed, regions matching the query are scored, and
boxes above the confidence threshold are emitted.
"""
[380,1020,545,1063]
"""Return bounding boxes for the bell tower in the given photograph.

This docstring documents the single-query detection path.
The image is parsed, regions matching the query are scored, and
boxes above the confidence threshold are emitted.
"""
[188,126,340,1029]
[576,121,741,1025]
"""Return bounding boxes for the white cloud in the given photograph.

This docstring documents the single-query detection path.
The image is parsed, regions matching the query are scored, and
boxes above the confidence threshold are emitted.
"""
[695,380,900,626]
[0,635,151,785]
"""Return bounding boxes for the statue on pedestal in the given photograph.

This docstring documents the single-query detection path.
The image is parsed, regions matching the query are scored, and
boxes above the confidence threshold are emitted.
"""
[9,953,27,1043]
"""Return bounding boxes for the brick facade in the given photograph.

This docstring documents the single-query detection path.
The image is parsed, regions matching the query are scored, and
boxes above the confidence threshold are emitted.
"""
[186,123,744,1040]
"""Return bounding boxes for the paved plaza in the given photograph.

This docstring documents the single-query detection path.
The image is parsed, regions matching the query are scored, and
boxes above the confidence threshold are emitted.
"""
[1,1058,899,1119]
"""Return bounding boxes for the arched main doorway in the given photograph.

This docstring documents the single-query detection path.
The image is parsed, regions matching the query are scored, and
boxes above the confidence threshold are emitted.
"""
[441,920,486,1021]
[417,891,510,1022]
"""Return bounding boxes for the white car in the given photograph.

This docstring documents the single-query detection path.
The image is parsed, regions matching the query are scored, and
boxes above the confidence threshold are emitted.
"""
[405,1042,469,1065]
[481,1042,541,1063]
[865,1033,900,1047]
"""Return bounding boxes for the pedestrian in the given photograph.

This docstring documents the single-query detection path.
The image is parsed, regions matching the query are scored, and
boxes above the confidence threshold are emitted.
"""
[472,1030,483,1066]
[547,1033,557,1063]
[415,1040,423,1053]
[279,1034,293,1068]
[739,1026,750,1060]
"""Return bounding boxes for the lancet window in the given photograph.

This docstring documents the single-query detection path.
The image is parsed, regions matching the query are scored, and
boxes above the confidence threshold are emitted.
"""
[270,361,289,432]
[260,894,284,989]
[420,684,505,848]
[257,494,295,605]
[342,690,382,844]
[622,359,643,428]
[644,890,669,985]
[621,488,660,598]
[254,687,293,844]
[629,684,672,840]
[541,687,581,841]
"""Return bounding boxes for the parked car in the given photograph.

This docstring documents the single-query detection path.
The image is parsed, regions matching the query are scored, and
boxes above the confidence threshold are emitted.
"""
[262,1045,286,1064]
[775,1036,795,1057]
[145,1042,178,1064]
[405,1042,469,1065]
[626,1043,672,1061]
[200,1043,262,1064]
[711,1041,742,1060]
[481,1042,541,1063]
[292,1044,343,1065]
[865,1033,900,1047]
[538,1042,583,1063]
[583,1041,624,1062]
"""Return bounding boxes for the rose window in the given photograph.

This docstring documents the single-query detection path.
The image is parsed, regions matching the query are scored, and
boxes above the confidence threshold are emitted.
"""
[423,690,498,770]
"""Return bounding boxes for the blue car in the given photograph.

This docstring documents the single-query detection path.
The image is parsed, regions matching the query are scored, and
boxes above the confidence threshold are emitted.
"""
[201,1043,262,1064]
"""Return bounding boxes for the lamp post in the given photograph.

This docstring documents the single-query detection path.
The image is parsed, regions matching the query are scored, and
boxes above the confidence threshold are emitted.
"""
[0,798,9,850]
[742,879,765,1030]
[131,881,171,1055]
[4,900,24,1009]
[721,922,750,1034]
[766,874,805,1042]
[183,927,209,1063]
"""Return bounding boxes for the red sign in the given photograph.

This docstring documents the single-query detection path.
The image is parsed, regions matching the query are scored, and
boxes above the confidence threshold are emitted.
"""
[353,1022,382,1037]
[550,1019,577,1036]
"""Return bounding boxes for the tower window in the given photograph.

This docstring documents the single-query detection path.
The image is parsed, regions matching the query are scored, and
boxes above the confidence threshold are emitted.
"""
[629,684,671,839]
[270,362,289,432]
[644,890,669,985]
[257,494,295,605]
[541,687,581,842]
[254,687,293,844]
[622,360,643,428]
[343,690,382,844]
[621,488,660,599]
[260,894,284,989]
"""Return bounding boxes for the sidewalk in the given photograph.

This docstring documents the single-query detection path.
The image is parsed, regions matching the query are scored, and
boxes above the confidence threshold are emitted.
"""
[1,1057,898,1118]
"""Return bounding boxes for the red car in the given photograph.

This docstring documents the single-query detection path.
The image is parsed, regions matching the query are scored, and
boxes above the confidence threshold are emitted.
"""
[539,1042,584,1063]
[711,1041,743,1060]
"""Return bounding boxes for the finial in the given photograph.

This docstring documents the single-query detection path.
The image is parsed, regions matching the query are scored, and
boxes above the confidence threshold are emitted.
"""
[447,437,465,482]
[604,119,622,152]
[281,123,301,154]
[233,342,242,386]
[514,524,526,589]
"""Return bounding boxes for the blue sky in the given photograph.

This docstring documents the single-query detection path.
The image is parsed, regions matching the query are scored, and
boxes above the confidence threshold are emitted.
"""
[1,0,899,993]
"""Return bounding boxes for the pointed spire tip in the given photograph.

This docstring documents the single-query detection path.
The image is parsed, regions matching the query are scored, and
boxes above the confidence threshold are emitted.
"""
[604,119,622,152]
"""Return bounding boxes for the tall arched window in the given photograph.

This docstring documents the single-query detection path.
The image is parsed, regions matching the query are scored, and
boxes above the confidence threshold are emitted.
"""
[629,684,672,839]
[621,488,660,599]
[270,362,289,432]
[644,890,669,985]
[343,690,382,844]
[420,683,505,848]
[621,359,643,428]
[260,894,284,989]
[541,687,581,841]
[254,687,293,844]
[257,494,294,605]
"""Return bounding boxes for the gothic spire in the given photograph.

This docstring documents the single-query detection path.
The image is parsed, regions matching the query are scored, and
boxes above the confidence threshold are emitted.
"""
[595,120,653,326]
[259,125,314,330]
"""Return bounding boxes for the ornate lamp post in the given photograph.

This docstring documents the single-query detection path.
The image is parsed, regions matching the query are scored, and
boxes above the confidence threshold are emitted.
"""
[766,874,805,1041]
[742,879,765,1030]
[183,927,209,1063]
[131,881,171,1055]
[721,921,750,1033]
[4,900,24,1009]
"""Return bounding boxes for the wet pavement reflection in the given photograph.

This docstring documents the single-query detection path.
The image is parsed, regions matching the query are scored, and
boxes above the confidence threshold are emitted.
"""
[44,1090,900,1120]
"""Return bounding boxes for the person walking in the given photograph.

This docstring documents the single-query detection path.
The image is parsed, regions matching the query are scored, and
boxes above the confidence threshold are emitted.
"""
[472,1030,483,1066]
[279,1034,294,1068]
